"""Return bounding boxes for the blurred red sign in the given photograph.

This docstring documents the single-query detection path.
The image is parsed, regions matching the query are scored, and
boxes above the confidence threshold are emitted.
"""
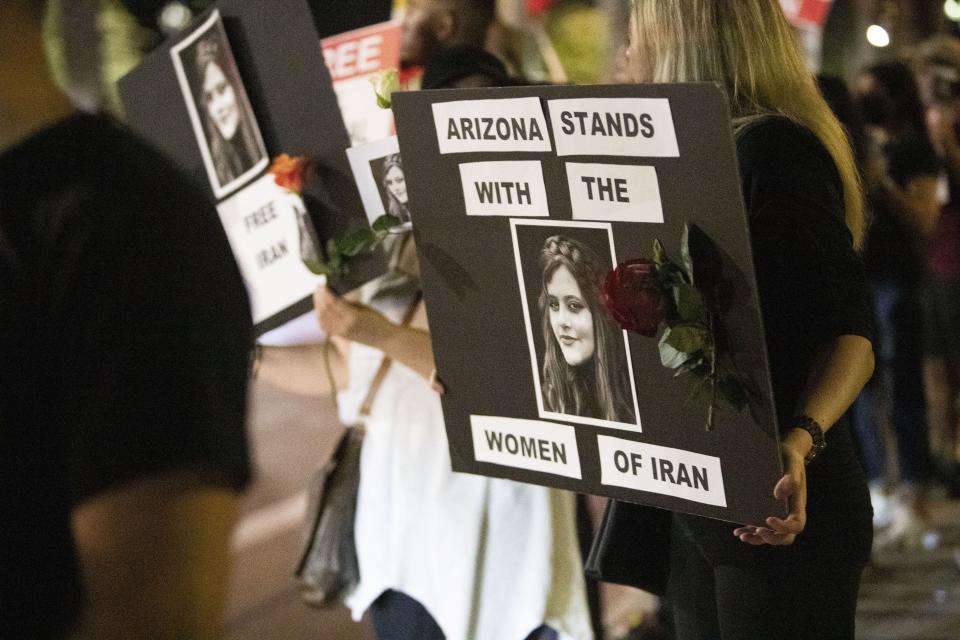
[322,21,401,83]
[779,0,834,28]
[321,22,401,144]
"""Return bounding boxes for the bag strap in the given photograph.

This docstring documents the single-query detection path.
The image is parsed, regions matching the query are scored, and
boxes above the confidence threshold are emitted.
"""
[359,292,422,417]
[323,292,423,419]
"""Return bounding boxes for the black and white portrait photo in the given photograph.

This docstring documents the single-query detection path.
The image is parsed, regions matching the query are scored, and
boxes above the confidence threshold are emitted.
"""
[346,136,413,229]
[371,154,411,225]
[171,10,268,199]
[512,220,640,431]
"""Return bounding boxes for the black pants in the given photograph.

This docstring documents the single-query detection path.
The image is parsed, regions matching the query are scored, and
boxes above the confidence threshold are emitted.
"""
[668,524,866,640]
[369,590,560,640]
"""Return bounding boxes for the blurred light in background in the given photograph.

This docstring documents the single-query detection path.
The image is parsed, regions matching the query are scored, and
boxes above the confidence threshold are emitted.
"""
[946,0,960,22]
[867,23,891,47]
[158,1,192,35]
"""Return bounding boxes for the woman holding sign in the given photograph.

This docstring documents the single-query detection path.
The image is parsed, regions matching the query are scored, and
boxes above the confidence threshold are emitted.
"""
[314,235,593,639]
[613,2,876,638]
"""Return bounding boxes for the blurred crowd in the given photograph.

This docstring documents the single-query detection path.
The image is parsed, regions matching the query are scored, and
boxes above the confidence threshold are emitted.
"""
[817,35,960,554]
[5,1,960,639]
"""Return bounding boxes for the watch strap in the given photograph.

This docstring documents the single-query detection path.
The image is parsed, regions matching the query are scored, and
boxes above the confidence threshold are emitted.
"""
[793,415,826,464]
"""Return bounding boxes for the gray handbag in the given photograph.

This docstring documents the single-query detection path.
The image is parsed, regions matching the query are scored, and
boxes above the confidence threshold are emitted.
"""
[294,294,421,607]
[295,420,368,607]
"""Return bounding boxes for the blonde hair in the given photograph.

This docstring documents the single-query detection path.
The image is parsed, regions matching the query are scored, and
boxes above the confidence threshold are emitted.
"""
[630,0,865,248]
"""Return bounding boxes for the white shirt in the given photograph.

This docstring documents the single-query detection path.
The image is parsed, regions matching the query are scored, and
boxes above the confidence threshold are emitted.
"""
[340,297,593,640]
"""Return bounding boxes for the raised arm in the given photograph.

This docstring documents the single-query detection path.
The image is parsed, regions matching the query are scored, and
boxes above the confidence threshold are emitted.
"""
[314,286,437,383]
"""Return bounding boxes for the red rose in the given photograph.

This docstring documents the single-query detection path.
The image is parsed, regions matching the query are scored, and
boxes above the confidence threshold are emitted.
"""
[527,0,554,17]
[269,153,312,193]
[603,258,665,337]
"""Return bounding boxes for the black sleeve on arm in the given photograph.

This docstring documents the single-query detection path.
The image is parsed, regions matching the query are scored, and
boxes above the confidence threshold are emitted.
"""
[46,125,253,504]
[738,119,873,350]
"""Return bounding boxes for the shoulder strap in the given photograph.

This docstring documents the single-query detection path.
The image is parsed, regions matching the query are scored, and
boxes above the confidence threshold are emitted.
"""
[358,292,423,417]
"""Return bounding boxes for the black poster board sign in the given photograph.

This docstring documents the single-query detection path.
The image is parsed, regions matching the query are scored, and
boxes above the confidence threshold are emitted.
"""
[118,0,382,335]
[393,84,784,525]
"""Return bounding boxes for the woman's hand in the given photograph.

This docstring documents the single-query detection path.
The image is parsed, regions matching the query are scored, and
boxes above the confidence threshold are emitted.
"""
[733,428,809,546]
[314,285,441,388]
[313,285,388,346]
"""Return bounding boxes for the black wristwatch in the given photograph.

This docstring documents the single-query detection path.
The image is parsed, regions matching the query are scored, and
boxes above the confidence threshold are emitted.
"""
[793,415,826,464]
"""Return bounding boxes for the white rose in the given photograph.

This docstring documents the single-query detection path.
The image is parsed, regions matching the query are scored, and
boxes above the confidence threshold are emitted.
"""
[370,68,400,109]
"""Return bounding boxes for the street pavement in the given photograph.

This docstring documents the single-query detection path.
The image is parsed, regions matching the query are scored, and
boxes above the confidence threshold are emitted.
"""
[226,373,960,639]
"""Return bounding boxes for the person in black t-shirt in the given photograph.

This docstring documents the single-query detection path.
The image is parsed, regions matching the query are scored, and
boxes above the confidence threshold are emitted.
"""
[0,2,252,638]
[609,2,876,638]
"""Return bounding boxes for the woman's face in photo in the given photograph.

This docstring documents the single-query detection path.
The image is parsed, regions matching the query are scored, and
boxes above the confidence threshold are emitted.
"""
[202,60,240,141]
[384,165,408,205]
[546,265,595,367]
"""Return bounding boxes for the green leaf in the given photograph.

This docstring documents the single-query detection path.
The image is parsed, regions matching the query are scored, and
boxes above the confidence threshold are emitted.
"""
[674,283,708,323]
[659,328,694,368]
[684,374,710,406]
[665,323,709,354]
[672,357,703,377]
[372,213,403,233]
[680,223,695,284]
[653,238,666,267]
[658,264,687,291]
[327,251,342,272]
[325,238,340,261]
[302,258,330,276]
[717,374,749,410]
[339,229,376,257]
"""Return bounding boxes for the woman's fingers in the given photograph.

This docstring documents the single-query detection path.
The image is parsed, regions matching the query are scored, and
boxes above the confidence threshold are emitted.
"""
[733,447,807,546]
[429,369,446,395]
[733,525,796,546]
[313,286,353,336]
[769,473,806,535]
[772,472,795,501]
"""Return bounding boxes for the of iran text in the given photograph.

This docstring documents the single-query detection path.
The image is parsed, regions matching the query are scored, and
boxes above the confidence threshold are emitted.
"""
[471,415,582,479]
[596,435,727,507]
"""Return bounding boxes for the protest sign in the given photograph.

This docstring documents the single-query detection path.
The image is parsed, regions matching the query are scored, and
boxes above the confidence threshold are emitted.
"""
[322,21,401,145]
[119,0,383,335]
[393,83,784,525]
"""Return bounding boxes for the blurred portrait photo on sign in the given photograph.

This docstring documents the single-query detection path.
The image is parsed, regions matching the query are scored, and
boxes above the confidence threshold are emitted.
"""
[171,10,268,199]
[347,135,413,229]
[512,220,641,432]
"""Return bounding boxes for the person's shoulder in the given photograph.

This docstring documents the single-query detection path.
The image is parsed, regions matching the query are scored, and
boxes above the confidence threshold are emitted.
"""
[20,113,204,203]
[88,115,199,187]
[736,116,831,167]
[737,116,840,190]
[76,114,215,219]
